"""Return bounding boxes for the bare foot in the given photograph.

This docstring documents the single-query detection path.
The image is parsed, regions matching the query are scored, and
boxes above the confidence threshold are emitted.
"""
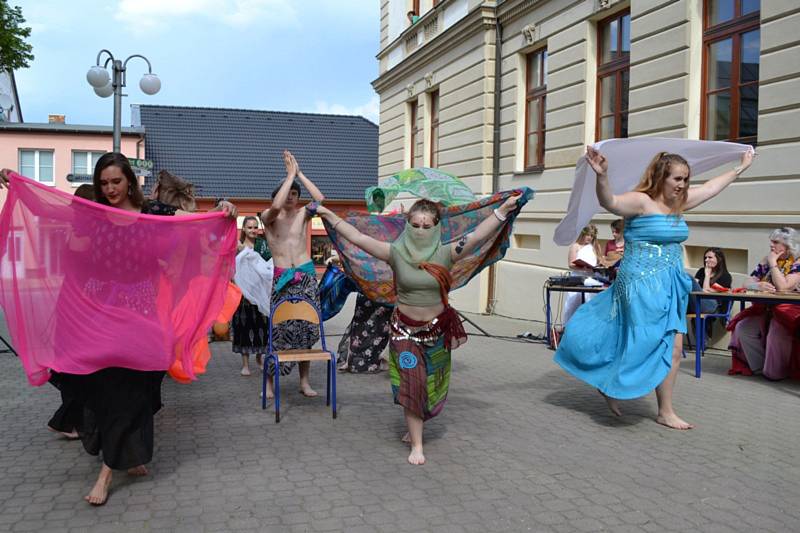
[598,389,622,417]
[656,413,694,430]
[240,367,251,376]
[48,426,79,440]
[408,446,425,465]
[84,469,112,506]
[127,465,148,476]
[299,384,318,398]
[401,432,411,444]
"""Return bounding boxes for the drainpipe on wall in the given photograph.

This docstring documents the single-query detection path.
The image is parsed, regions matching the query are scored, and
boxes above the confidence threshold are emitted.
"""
[487,13,503,315]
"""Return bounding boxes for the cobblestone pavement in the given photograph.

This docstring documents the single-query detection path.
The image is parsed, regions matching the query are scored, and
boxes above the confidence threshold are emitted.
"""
[1,301,799,532]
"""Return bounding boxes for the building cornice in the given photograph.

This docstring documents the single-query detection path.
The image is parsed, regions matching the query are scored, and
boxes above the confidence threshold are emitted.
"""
[497,0,541,25]
[0,123,144,135]
[372,5,497,94]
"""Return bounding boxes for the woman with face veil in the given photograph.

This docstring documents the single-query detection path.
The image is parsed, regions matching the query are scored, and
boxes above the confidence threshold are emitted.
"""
[314,189,530,465]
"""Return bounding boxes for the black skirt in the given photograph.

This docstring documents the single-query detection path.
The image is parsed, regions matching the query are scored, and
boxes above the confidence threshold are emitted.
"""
[47,371,84,433]
[231,299,268,355]
[58,368,165,470]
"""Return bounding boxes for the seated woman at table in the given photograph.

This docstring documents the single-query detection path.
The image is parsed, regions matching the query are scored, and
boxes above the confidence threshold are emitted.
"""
[689,247,733,312]
[687,247,733,341]
[728,228,800,380]
[563,225,600,324]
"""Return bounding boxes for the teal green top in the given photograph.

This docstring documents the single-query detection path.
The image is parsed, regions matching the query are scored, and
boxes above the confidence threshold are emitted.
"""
[389,243,453,307]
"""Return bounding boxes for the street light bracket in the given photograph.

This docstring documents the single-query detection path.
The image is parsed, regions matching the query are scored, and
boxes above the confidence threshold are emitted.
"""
[95,49,115,66]
[123,54,154,74]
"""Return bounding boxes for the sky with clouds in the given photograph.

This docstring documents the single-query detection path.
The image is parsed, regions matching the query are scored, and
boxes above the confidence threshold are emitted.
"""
[12,0,380,125]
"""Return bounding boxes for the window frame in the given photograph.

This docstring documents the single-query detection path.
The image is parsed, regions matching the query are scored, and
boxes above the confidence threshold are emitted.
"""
[525,48,547,171]
[409,100,418,168]
[19,149,55,185]
[71,150,105,175]
[595,10,631,141]
[429,89,440,168]
[701,0,760,145]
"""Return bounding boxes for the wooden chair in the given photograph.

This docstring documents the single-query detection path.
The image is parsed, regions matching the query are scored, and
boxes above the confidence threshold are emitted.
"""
[262,295,337,423]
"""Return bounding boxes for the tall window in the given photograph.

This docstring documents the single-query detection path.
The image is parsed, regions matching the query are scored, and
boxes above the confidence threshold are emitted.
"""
[525,49,547,170]
[703,0,760,144]
[72,150,105,174]
[19,149,54,184]
[429,90,439,168]
[596,11,630,140]
[409,100,418,167]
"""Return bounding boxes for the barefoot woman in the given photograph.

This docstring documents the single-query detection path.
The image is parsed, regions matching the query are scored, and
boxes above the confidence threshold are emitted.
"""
[2,154,237,504]
[554,146,754,429]
[316,194,523,464]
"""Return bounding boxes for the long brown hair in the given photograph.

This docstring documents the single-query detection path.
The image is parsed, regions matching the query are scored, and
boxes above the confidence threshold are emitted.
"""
[703,247,729,286]
[634,152,690,216]
[92,152,145,208]
[239,216,261,243]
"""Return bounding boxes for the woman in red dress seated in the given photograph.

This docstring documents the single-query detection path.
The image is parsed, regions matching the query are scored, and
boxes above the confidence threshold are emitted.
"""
[728,228,800,380]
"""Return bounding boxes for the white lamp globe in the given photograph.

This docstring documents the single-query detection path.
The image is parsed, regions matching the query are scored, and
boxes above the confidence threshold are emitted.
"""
[139,74,161,95]
[94,82,114,98]
[86,66,110,88]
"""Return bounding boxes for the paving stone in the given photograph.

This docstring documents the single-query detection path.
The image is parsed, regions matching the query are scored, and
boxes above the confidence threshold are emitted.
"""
[0,303,797,532]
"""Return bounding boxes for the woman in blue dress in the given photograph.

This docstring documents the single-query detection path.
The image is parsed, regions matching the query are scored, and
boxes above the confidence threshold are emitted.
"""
[554,146,754,429]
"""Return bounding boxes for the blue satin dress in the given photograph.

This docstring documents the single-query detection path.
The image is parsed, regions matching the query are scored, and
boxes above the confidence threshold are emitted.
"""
[554,214,693,399]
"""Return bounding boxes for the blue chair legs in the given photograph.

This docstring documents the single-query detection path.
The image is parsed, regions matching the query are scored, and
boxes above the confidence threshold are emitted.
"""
[331,353,337,419]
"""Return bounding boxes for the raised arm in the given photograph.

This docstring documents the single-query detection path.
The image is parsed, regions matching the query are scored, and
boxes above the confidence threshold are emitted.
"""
[289,152,325,203]
[316,206,391,262]
[766,254,800,292]
[261,151,297,226]
[587,146,648,217]
[684,149,754,210]
[451,194,521,261]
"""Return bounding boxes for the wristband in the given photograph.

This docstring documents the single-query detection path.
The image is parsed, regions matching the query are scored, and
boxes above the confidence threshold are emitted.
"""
[305,200,321,215]
[332,218,342,230]
[493,208,507,222]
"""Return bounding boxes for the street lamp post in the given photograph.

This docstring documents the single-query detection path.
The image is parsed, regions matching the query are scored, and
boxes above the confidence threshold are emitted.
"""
[86,50,161,153]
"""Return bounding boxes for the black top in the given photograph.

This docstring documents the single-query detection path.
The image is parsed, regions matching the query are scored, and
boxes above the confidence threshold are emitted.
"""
[694,268,732,289]
[141,199,178,216]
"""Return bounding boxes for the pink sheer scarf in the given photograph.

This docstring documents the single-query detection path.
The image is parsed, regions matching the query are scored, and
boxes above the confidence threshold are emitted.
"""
[0,172,237,385]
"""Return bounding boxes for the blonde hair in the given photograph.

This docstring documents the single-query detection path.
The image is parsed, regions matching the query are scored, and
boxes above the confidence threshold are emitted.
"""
[576,224,602,257]
[634,152,690,216]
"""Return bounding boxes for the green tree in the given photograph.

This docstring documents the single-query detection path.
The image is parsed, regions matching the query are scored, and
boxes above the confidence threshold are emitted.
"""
[0,1,34,72]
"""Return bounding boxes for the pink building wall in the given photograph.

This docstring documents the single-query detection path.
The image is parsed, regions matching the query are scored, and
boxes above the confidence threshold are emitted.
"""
[0,130,144,206]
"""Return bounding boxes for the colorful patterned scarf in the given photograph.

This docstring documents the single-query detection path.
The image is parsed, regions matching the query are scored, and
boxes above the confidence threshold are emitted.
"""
[324,188,534,304]
[365,167,477,212]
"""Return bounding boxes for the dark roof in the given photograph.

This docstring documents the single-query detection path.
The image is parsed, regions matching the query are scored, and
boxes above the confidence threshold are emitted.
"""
[137,105,378,200]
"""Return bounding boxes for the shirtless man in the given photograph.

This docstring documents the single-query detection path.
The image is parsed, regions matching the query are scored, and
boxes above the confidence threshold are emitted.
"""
[261,151,325,398]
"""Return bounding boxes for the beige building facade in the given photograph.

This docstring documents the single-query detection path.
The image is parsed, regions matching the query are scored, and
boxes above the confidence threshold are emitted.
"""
[373,0,800,335]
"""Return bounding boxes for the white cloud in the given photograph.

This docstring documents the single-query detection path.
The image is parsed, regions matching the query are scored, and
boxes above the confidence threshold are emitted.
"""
[314,95,379,123]
[114,0,297,31]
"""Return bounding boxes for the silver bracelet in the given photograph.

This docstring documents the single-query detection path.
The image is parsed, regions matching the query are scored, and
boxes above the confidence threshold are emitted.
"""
[493,208,507,222]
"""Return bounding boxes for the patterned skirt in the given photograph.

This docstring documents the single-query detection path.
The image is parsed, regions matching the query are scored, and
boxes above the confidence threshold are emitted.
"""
[338,294,392,373]
[388,309,452,421]
[231,298,268,355]
[266,271,321,377]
